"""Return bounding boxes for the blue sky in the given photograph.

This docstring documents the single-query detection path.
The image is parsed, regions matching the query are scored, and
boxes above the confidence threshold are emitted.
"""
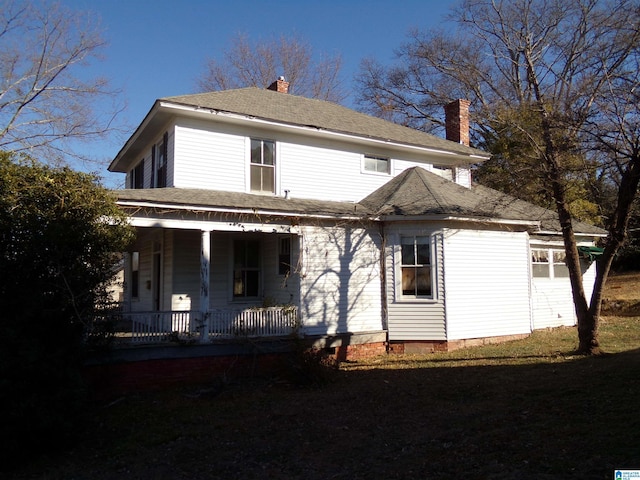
[63,0,456,187]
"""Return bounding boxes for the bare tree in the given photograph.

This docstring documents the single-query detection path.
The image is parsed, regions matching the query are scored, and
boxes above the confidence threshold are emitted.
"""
[356,0,640,354]
[0,0,122,164]
[196,33,347,103]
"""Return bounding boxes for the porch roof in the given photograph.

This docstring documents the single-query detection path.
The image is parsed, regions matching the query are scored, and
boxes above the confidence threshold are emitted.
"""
[114,167,606,236]
[114,187,371,219]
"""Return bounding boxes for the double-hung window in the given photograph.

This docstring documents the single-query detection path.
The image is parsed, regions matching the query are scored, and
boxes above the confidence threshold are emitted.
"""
[531,248,569,278]
[278,237,291,276]
[130,161,144,189]
[364,154,389,174]
[250,139,275,193]
[400,236,432,298]
[152,132,168,188]
[233,239,261,298]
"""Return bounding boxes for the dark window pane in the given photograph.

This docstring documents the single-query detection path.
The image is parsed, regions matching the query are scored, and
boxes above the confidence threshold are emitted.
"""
[245,270,259,297]
[401,243,415,265]
[263,141,274,165]
[416,243,430,265]
[246,241,260,267]
[251,139,262,164]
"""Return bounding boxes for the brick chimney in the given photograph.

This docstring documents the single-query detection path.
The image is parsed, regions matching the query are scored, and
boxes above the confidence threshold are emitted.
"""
[444,99,471,146]
[267,76,290,94]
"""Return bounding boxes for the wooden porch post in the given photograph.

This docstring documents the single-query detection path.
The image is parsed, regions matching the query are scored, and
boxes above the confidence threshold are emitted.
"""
[200,229,211,342]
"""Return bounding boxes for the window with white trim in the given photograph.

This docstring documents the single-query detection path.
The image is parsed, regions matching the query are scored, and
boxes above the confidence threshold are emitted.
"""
[130,160,144,189]
[400,236,432,297]
[233,239,261,298]
[278,237,291,276]
[531,248,569,278]
[152,132,168,188]
[363,154,389,174]
[250,139,275,193]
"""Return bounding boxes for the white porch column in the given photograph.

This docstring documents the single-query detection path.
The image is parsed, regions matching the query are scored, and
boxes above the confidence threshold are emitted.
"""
[199,229,211,342]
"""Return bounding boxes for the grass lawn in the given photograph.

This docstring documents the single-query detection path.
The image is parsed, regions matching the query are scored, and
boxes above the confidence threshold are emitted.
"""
[8,274,640,480]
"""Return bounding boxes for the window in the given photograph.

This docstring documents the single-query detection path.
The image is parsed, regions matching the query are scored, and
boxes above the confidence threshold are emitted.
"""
[250,139,275,193]
[130,160,144,189]
[131,252,140,299]
[152,132,168,188]
[364,154,389,174]
[233,240,261,298]
[278,237,291,276]
[531,248,569,278]
[401,236,432,297]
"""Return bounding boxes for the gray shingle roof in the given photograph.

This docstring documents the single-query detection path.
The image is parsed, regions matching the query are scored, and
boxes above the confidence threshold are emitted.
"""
[163,88,489,158]
[359,167,605,234]
[115,167,605,236]
[115,188,369,218]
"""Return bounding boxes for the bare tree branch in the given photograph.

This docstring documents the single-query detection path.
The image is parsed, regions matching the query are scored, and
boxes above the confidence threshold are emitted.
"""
[0,0,124,165]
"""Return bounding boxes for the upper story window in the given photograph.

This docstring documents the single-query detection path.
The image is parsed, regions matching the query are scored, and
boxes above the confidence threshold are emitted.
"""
[250,138,275,193]
[400,235,432,298]
[531,248,569,278]
[363,154,389,174]
[130,160,144,189]
[152,132,168,188]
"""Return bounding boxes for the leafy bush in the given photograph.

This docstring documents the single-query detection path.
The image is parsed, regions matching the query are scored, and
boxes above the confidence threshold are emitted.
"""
[0,153,133,467]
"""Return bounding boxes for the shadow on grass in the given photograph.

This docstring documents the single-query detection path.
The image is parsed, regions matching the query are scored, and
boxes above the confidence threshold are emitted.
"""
[7,348,640,480]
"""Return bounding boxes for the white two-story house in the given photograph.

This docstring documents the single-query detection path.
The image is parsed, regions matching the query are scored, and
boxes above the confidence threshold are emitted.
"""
[108,78,604,355]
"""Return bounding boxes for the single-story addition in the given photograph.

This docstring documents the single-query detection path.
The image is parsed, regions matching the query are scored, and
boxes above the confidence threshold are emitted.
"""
[107,82,605,357]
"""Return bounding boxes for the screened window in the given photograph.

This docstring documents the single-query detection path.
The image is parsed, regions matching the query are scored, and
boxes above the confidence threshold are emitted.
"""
[250,139,275,193]
[233,240,261,298]
[131,251,140,299]
[364,155,389,174]
[531,248,569,278]
[278,237,291,276]
[401,236,432,297]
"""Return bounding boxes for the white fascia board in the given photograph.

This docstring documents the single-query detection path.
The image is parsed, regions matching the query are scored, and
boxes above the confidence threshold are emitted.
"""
[378,214,540,228]
[128,216,300,234]
[160,101,491,164]
[536,230,607,238]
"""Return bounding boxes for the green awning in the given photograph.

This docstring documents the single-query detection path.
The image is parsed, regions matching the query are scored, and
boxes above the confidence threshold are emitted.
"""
[578,246,604,261]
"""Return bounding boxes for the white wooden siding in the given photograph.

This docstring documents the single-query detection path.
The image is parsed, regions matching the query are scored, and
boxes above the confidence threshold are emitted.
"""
[443,229,532,340]
[299,223,383,335]
[279,142,393,201]
[173,122,246,190]
[532,259,596,329]
[170,230,200,311]
[386,231,447,341]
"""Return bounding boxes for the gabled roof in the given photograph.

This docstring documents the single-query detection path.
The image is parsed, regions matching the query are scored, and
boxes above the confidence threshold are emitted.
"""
[110,87,489,172]
[359,167,605,235]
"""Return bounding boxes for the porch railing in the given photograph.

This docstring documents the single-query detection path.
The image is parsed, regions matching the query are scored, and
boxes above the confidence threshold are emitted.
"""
[94,307,299,345]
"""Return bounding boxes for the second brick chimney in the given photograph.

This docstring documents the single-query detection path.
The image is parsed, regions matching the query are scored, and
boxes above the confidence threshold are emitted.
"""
[444,99,471,146]
[267,76,290,94]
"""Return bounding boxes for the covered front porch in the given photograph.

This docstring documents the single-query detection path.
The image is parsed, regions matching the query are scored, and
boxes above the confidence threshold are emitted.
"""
[117,204,303,344]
